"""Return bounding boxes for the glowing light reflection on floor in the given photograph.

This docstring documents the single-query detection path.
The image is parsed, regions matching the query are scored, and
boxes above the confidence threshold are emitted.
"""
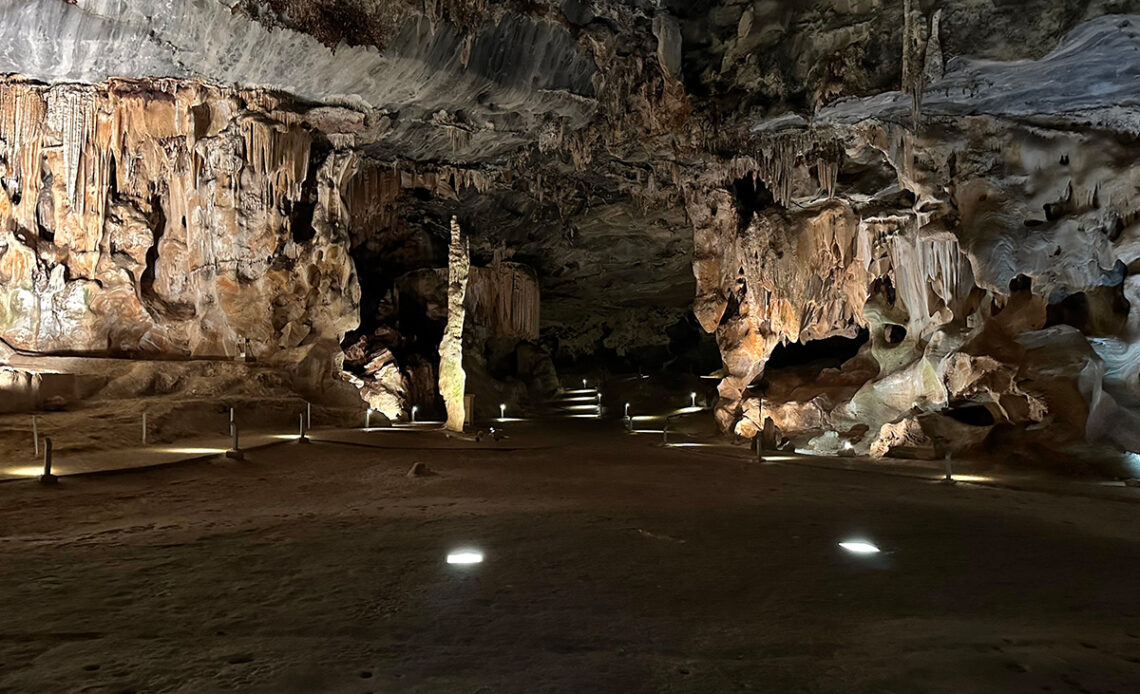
[447,550,484,565]
[160,447,226,455]
[946,474,992,483]
[838,541,880,554]
[4,466,49,477]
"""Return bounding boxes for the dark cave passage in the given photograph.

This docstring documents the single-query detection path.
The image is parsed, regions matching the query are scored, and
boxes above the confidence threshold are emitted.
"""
[765,330,870,371]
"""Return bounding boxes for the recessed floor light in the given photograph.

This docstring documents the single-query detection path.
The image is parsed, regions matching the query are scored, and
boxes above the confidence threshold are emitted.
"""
[838,541,880,554]
[447,550,484,565]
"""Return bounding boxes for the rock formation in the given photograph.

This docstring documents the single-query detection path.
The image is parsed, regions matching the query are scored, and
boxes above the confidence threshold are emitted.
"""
[0,79,359,360]
[2,0,1140,462]
[438,216,469,432]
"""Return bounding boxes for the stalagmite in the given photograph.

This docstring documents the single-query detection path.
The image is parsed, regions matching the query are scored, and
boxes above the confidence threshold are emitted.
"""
[438,215,470,432]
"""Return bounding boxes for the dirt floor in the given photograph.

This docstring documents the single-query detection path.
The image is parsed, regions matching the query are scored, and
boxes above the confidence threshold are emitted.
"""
[2,420,1139,693]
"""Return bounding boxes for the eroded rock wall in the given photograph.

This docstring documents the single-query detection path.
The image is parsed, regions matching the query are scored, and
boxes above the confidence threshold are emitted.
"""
[693,16,1140,458]
[0,79,360,362]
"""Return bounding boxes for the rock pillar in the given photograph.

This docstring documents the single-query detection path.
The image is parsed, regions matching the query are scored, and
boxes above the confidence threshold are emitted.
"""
[438,216,470,432]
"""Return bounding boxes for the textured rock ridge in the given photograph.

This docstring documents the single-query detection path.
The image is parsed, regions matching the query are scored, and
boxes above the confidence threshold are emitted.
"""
[0,79,359,360]
[694,15,1140,458]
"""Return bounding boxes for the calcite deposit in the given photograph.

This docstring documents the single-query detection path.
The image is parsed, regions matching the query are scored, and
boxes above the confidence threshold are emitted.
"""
[438,217,470,432]
[0,80,359,360]
[2,0,1140,458]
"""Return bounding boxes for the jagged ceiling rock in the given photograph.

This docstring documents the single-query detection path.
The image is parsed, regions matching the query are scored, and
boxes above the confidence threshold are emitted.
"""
[0,0,597,162]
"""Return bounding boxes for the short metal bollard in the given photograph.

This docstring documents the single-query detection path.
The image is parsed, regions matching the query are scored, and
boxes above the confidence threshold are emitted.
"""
[32,416,38,456]
[142,412,148,445]
[943,453,954,483]
[662,424,669,446]
[226,421,244,460]
[299,413,309,443]
[40,437,57,484]
[755,434,764,463]
[306,402,312,430]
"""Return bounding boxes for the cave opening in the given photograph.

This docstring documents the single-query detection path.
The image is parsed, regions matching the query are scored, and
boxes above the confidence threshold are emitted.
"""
[35,159,54,243]
[286,139,329,245]
[1045,269,1130,336]
[945,405,997,427]
[883,323,907,345]
[766,330,870,371]
[731,173,775,231]
[139,192,166,296]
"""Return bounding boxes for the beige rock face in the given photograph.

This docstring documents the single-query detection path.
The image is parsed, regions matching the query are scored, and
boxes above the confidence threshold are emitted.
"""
[0,79,360,362]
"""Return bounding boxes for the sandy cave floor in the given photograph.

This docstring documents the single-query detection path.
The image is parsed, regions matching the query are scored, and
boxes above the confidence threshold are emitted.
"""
[1,420,1140,693]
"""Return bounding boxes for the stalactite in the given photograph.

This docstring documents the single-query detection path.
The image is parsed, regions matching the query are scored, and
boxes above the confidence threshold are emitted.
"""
[0,78,359,358]
[466,262,540,340]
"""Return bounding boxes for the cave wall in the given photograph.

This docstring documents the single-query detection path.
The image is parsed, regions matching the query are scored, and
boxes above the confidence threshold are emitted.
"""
[3,1,1140,455]
[689,14,1140,457]
[0,79,360,360]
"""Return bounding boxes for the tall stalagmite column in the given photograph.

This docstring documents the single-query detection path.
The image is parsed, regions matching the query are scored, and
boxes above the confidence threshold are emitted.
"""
[439,216,470,431]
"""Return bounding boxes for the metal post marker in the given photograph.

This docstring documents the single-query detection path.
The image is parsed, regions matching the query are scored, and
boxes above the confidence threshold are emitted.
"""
[226,420,244,460]
[755,434,764,463]
[299,413,309,443]
[944,453,953,483]
[306,402,312,430]
[142,412,147,445]
[662,424,669,446]
[40,437,56,484]
[32,416,38,456]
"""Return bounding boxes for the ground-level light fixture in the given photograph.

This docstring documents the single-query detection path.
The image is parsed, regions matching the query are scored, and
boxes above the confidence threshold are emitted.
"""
[447,550,484,565]
[411,405,419,423]
[690,392,697,407]
[499,403,506,419]
[838,541,880,554]
[582,378,587,388]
